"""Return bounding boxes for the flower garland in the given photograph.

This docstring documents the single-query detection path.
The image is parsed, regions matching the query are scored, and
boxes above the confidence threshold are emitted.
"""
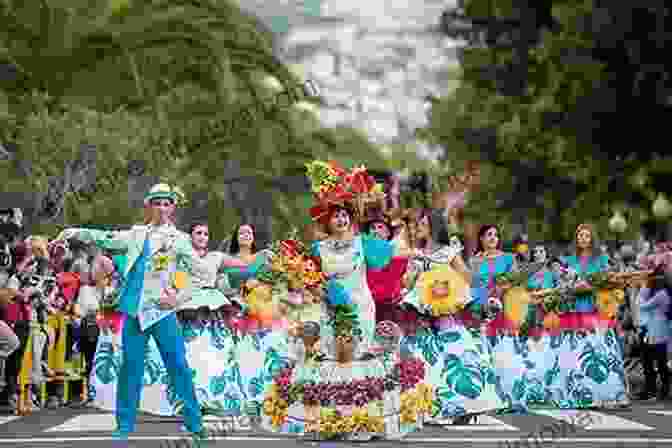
[264,359,432,430]
[268,357,426,409]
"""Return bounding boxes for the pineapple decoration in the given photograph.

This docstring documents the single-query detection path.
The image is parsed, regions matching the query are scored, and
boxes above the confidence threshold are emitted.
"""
[495,263,543,332]
[587,272,626,321]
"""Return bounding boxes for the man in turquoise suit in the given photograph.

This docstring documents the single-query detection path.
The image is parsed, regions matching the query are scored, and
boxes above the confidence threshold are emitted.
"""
[57,184,204,443]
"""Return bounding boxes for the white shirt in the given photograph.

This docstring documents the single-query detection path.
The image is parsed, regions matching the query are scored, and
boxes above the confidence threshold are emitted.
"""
[147,224,176,254]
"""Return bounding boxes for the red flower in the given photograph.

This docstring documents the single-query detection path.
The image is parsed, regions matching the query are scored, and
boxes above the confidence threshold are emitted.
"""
[348,169,375,194]
[328,161,347,177]
[280,240,300,257]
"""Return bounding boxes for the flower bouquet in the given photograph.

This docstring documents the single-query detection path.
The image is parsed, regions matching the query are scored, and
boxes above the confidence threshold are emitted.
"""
[243,231,328,326]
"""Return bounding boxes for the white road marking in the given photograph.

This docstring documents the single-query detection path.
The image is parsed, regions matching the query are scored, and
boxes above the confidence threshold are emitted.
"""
[0,436,669,443]
[532,410,654,431]
[46,413,251,432]
[435,415,518,430]
[0,416,19,425]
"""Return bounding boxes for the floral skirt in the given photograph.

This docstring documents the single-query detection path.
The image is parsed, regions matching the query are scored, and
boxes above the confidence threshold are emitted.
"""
[233,328,291,417]
[91,319,246,417]
[486,328,628,411]
[401,318,504,421]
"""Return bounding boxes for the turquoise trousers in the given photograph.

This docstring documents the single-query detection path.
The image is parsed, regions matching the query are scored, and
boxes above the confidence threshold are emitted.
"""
[116,313,202,433]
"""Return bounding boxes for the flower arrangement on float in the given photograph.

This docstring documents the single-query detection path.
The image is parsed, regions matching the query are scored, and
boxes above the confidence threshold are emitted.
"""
[262,356,433,434]
[241,231,327,329]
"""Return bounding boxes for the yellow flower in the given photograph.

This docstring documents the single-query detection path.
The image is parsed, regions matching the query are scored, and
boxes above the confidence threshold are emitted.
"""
[418,266,469,316]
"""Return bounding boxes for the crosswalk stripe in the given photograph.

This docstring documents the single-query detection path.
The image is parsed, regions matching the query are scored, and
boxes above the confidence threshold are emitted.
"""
[45,413,250,432]
[435,415,517,431]
[45,414,116,432]
[532,410,654,431]
[0,416,19,425]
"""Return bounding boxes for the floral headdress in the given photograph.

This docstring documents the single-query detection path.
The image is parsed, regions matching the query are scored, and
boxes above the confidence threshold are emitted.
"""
[305,160,385,225]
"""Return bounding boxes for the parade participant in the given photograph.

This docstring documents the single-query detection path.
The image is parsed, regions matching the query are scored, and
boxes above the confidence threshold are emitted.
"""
[260,161,430,440]
[399,209,502,425]
[220,223,288,419]
[470,224,532,412]
[179,222,247,316]
[362,213,409,324]
[175,222,249,416]
[528,244,558,290]
[57,183,205,442]
[549,223,627,408]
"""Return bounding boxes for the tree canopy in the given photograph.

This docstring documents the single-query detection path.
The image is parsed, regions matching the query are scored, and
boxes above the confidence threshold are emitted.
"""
[429,0,672,241]
[0,0,388,243]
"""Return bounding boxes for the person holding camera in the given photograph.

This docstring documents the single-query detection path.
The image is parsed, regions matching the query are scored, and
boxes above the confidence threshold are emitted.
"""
[635,267,672,401]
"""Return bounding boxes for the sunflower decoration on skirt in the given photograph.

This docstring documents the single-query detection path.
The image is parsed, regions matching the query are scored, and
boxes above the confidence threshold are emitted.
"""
[417,265,470,317]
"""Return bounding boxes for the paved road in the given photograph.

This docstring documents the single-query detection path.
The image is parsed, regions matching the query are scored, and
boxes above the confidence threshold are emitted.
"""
[1,403,672,447]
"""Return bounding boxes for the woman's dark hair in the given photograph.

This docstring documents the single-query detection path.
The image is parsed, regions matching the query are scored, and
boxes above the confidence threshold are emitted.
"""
[550,256,567,268]
[189,222,208,235]
[228,224,258,254]
[321,205,355,236]
[476,224,502,253]
[407,208,450,247]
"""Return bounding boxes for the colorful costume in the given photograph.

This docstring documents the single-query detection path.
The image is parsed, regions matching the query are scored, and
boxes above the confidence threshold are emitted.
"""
[222,250,291,418]
[472,252,545,412]
[260,161,431,440]
[399,245,503,422]
[62,184,202,438]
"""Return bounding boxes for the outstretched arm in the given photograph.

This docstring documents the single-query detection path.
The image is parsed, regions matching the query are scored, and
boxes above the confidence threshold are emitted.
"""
[56,228,131,252]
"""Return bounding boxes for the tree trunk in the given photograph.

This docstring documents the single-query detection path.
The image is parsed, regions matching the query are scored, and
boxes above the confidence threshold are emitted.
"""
[221,159,273,248]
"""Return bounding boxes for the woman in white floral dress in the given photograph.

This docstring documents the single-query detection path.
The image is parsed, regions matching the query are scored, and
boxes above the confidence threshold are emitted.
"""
[399,209,504,425]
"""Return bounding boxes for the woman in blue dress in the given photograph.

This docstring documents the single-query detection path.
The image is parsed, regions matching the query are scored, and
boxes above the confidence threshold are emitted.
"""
[549,224,628,408]
[472,224,546,413]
